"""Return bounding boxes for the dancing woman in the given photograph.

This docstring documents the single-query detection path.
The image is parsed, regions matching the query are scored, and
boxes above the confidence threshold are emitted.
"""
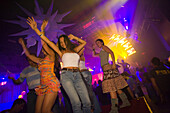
[27,17,91,113]
[78,48,101,113]
[93,39,130,113]
[20,20,60,113]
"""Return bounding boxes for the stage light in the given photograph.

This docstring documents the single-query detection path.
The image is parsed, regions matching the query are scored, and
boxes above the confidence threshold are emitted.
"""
[0,76,8,86]
[0,81,7,86]
[108,34,136,59]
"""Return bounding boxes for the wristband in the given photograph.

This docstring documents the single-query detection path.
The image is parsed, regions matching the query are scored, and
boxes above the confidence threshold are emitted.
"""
[39,34,43,37]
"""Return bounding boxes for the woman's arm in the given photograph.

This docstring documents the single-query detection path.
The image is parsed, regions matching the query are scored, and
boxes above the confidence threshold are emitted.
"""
[40,21,55,59]
[26,17,62,58]
[68,34,86,53]
[92,44,99,57]
[8,77,22,85]
[102,45,116,69]
[18,38,41,63]
[78,48,85,61]
[78,48,84,56]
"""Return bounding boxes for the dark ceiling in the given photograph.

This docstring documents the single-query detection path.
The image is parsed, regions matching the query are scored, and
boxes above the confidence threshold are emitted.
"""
[0,0,170,74]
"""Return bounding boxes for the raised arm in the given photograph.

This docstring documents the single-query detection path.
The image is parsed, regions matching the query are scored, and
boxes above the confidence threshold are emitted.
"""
[78,48,84,56]
[92,44,99,57]
[18,38,41,63]
[78,48,85,61]
[68,34,86,53]
[102,45,116,69]
[26,17,62,58]
[40,21,55,58]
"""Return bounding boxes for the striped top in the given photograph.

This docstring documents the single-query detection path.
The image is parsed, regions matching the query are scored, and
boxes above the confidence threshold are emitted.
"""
[19,66,40,89]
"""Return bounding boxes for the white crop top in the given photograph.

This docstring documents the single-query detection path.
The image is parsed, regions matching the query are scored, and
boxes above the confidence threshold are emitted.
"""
[79,61,87,70]
[62,53,80,68]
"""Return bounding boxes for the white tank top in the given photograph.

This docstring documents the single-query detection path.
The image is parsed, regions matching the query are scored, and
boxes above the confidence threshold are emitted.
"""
[79,61,87,70]
[62,53,80,68]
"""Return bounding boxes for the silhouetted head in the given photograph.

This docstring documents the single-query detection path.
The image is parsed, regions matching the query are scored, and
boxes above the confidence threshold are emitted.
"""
[98,80,102,85]
[151,57,160,67]
[11,98,26,113]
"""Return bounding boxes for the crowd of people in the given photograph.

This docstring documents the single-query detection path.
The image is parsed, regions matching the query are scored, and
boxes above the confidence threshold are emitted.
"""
[1,17,170,113]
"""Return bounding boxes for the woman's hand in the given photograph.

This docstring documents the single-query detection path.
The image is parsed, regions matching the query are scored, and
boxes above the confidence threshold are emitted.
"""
[26,17,37,30]
[112,64,116,69]
[41,20,48,32]
[18,38,25,45]
[68,34,75,40]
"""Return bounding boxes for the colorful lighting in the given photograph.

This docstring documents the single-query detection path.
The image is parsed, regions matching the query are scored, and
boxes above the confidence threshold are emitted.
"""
[88,68,94,72]
[109,34,136,59]
[0,81,7,86]
[18,95,23,99]
[18,91,26,99]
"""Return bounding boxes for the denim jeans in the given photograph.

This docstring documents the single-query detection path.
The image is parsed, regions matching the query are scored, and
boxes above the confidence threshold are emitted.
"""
[81,71,101,113]
[81,71,92,86]
[27,90,37,113]
[60,70,91,113]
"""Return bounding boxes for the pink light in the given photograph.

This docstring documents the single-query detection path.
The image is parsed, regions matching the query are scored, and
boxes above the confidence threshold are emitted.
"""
[92,72,103,85]
[0,81,7,86]
[83,20,94,29]
[21,91,26,95]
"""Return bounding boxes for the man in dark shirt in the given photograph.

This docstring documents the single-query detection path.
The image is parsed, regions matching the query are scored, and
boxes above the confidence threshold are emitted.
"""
[149,57,170,104]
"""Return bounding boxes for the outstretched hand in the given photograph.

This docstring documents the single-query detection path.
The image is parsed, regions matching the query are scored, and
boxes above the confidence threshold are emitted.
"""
[26,17,37,30]
[18,38,24,45]
[41,20,48,31]
[92,44,95,49]
[8,76,14,80]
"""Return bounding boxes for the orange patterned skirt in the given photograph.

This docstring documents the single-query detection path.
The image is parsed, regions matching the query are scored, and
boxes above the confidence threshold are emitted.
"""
[35,72,60,95]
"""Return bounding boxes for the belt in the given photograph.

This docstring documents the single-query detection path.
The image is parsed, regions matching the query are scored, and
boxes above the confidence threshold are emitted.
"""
[29,89,35,92]
[62,68,79,72]
[80,69,88,72]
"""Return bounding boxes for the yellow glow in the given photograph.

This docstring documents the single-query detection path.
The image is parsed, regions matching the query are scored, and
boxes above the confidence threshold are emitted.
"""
[88,68,94,72]
[107,34,136,59]
[18,95,23,99]
[60,62,63,69]
[125,45,132,50]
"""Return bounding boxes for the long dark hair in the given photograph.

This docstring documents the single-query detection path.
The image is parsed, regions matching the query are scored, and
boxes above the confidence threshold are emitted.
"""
[58,35,75,51]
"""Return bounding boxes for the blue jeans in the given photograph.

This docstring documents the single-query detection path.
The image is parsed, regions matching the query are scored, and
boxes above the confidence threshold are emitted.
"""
[81,71,92,86]
[60,70,91,113]
[81,71,101,113]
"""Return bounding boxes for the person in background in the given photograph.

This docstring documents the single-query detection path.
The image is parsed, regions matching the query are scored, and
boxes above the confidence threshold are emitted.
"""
[149,57,170,104]
[143,72,159,105]
[8,56,40,113]
[1,98,27,113]
[78,48,101,113]
[117,60,131,74]
[95,80,111,113]
[93,39,130,113]
[121,72,138,98]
